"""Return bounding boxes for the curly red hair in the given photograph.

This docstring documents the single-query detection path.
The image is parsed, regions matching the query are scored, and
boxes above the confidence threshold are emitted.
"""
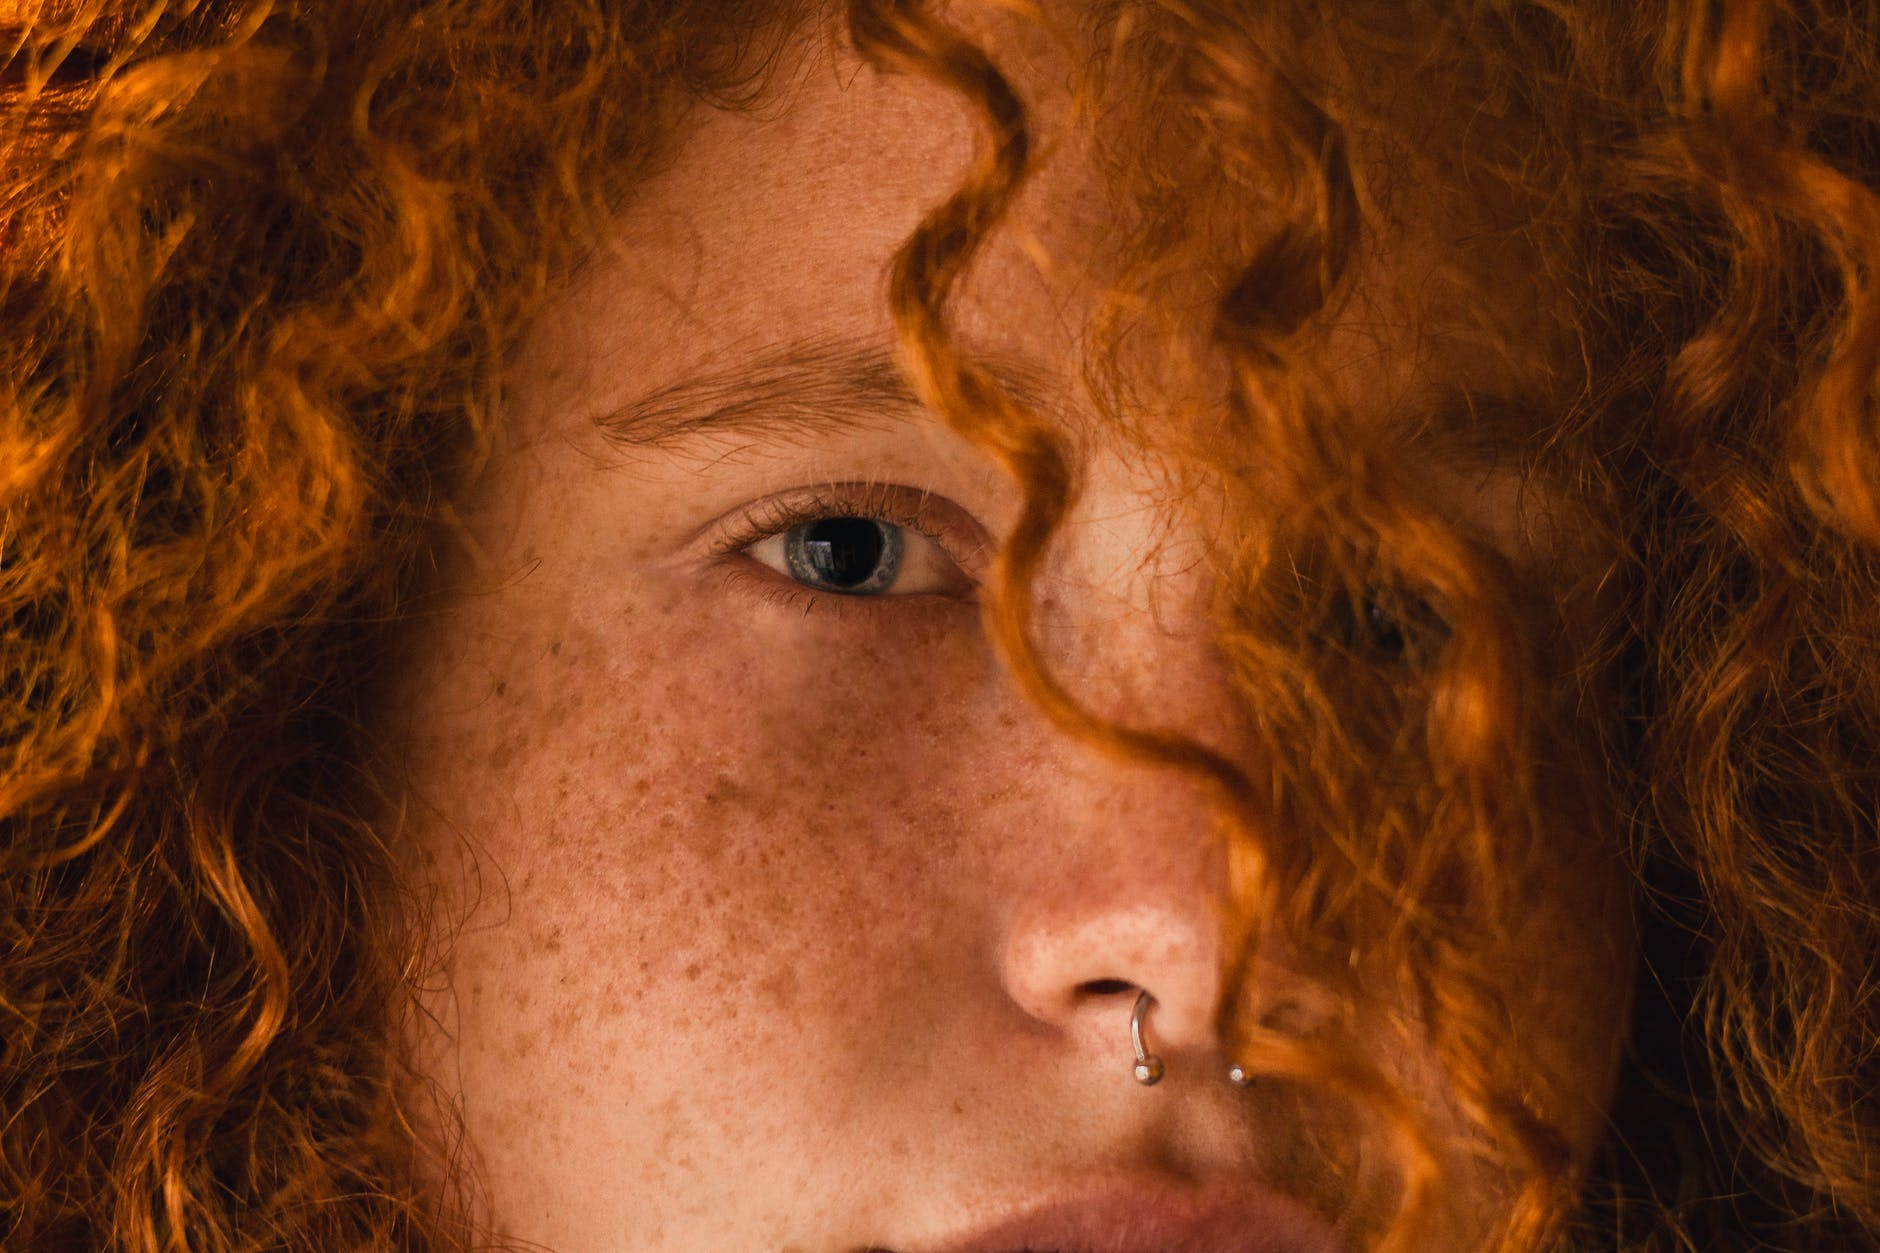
[3,2,1877,1250]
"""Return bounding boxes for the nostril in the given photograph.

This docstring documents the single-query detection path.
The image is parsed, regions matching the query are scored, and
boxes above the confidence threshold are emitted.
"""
[1078,977,1135,997]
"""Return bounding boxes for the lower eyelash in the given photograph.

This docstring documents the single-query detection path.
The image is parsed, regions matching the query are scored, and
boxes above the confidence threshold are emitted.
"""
[711,559,953,623]
[715,563,832,617]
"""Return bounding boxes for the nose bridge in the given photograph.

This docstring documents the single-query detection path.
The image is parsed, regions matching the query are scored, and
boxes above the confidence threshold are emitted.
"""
[1030,472,1246,761]
[990,474,1252,1060]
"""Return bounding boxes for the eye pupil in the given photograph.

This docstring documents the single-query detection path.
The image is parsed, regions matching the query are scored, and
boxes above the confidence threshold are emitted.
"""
[1364,598,1408,656]
[804,517,881,586]
[788,516,902,593]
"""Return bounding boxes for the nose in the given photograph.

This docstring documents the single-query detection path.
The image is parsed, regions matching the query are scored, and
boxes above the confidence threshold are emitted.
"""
[995,750,1233,1068]
[987,470,1262,1079]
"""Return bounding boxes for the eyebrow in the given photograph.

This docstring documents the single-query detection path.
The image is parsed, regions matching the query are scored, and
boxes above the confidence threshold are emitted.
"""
[591,330,1560,490]
[592,332,1062,450]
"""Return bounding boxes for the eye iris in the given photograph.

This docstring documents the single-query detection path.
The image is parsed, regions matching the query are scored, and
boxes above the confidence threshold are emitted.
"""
[786,516,903,593]
[1364,598,1408,657]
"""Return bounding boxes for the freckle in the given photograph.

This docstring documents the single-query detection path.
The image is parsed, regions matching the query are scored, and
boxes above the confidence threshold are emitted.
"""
[682,961,703,982]
[758,966,800,1009]
[542,927,564,954]
[550,641,563,656]
[703,773,749,806]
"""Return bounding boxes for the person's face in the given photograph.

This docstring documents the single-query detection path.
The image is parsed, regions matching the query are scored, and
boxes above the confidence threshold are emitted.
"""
[393,12,1635,1252]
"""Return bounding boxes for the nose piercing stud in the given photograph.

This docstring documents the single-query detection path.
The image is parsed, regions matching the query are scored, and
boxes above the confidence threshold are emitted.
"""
[1130,990,1164,1085]
[1130,989,1258,1088]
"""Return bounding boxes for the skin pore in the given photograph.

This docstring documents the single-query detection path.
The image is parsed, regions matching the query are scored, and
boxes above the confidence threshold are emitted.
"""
[390,9,1636,1251]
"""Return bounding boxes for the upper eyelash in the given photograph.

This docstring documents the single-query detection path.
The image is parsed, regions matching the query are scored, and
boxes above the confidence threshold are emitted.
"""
[706,480,980,573]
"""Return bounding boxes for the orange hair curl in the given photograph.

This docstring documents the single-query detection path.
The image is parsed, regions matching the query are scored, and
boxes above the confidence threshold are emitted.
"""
[1,2,803,1247]
[2,2,1877,1251]
[844,1,1880,1247]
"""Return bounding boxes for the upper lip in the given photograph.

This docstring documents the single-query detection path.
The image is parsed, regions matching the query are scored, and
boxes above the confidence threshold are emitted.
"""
[901,1176,1345,1253]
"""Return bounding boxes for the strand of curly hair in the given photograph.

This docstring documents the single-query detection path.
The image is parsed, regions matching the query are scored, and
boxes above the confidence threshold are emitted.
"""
[3,2,1878,1250]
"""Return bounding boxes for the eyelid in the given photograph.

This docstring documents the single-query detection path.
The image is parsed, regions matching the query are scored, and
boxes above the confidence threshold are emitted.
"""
[699,479,992,585]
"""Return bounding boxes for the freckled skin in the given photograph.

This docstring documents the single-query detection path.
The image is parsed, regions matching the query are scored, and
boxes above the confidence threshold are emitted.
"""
[389,13,1635,1253]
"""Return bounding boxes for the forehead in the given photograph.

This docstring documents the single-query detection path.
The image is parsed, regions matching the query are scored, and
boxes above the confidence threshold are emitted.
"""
[521,2,1578,494]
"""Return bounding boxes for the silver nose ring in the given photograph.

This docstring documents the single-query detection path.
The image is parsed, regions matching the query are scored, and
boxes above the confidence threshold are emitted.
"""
[1129,989,1257,1088]
[1130,990,1165,1085]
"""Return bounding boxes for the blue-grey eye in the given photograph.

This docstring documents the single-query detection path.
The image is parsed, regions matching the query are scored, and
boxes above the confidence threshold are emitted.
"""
[1334,585,1450,664]
[782,516,906,594]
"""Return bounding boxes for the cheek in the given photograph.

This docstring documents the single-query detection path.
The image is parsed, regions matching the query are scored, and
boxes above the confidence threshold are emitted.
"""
[398,567,1006,1178]
[1403,809,1634,1211]
[1508,839,1636,1152]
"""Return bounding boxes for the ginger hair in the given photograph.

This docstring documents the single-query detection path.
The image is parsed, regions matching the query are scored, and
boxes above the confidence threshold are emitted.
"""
[3,1,1878,1250]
